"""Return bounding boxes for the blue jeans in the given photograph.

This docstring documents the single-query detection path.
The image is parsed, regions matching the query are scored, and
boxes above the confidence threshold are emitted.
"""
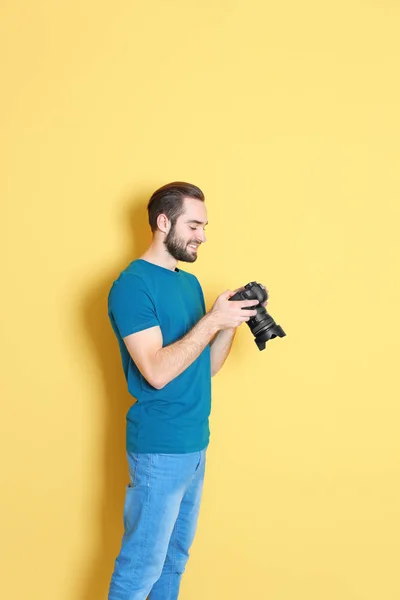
[108,448,207,600]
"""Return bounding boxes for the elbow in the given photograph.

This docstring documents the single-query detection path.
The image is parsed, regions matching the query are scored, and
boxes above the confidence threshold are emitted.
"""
[148,352,167,389]
[148,372,167,390]
[140,369,164,390]
[140,361,166,390]
[152,378,166,390]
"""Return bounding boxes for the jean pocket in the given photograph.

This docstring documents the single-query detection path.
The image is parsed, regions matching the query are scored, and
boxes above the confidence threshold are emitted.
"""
[126,451,140,488]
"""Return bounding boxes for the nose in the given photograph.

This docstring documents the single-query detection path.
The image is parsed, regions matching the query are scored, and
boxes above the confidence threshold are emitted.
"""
[199,229,207,243]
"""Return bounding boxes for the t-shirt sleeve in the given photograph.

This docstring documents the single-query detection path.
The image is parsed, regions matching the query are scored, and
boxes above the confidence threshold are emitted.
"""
[109,274,159,338]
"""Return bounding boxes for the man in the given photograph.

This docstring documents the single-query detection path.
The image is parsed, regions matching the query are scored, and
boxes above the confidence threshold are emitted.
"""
[107,182,262,600]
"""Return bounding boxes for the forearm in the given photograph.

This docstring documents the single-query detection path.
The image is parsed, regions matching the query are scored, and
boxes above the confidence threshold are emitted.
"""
[210,327,236,376]
[153,312,219,388]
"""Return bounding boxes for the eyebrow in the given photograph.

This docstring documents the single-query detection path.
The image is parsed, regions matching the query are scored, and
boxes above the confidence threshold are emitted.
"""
[185,219,208,226]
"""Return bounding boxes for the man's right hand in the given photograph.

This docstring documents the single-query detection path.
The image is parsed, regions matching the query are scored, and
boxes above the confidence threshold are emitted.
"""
[209,290,259,330]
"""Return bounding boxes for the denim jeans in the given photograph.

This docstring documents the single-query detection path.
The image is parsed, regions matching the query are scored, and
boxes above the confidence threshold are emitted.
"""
[108,448,207,600]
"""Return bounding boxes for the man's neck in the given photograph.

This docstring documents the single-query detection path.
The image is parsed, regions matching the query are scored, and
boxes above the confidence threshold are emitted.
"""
[139,244,178,271]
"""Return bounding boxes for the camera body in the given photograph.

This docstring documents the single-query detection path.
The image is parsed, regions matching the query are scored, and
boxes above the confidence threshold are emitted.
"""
[228,281,286,351]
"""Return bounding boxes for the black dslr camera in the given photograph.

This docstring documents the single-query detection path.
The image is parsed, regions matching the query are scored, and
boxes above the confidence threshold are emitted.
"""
[229,282,286,351]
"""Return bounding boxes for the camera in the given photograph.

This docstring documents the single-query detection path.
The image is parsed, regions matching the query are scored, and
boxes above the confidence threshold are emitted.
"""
[229,282,286,351]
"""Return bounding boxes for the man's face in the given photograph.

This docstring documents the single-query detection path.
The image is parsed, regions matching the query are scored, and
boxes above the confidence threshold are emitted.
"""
[164,197,208,263]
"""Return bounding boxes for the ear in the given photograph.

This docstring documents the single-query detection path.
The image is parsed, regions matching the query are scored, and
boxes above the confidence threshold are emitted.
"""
[156,213,171,234]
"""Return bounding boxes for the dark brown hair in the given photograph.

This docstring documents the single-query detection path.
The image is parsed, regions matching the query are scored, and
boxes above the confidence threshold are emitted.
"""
[147,181,205,232]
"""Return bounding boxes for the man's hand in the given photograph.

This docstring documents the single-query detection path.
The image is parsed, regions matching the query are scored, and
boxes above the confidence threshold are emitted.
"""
[209,290,259,330]
[231,285,269,308]
[208,284,268,376]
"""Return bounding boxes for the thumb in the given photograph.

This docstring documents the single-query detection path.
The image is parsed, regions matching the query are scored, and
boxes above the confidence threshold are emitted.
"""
[222,289,234,299]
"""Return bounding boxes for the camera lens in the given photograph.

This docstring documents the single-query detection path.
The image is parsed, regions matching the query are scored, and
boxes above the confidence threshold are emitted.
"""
[229,282,286,350]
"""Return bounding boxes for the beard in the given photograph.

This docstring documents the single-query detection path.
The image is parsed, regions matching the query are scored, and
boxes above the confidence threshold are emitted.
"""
[164,224,199,263]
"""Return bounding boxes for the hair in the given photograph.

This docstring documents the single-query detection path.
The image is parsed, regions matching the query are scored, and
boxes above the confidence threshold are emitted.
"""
[147,181,205,232]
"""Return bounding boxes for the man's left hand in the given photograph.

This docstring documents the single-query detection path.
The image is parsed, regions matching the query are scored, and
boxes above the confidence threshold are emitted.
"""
[231,284,269,308]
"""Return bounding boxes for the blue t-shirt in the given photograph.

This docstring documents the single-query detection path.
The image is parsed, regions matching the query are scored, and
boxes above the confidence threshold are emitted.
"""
[108,259,211,453]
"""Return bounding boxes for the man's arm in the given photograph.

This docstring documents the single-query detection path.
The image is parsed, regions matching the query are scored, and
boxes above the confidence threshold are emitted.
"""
[209,285,258,377]
[210,328,236,377]
[209,283,269,376]
[123,312,219,390]
[122,291,259,389]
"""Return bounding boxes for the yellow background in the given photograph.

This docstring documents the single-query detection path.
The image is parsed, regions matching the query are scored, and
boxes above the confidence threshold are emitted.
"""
[1,1,400,599]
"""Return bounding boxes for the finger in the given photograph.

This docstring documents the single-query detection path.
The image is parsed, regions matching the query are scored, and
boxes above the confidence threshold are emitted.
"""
[239,299,260,307]
[242,310,257,319]
[240,308,259,315]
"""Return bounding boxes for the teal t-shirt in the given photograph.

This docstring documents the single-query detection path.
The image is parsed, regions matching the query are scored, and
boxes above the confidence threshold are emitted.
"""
[108,259,211,453]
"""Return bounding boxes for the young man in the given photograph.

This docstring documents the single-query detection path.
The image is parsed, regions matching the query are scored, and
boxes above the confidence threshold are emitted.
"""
[107,182,261,600]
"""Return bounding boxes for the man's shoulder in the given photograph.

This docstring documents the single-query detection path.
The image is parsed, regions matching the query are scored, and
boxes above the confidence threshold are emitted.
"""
[109,260,203,302]
[108,261,149,304]
[112,259,147,284]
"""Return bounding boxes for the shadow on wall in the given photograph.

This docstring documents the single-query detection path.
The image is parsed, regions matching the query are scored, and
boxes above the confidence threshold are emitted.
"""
[80,191,153,600]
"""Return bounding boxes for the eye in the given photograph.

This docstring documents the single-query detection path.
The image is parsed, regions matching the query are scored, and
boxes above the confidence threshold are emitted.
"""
[189,226,197,231]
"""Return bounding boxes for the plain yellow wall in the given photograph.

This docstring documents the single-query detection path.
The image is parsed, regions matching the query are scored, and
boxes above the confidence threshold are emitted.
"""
[2,1,400,599]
